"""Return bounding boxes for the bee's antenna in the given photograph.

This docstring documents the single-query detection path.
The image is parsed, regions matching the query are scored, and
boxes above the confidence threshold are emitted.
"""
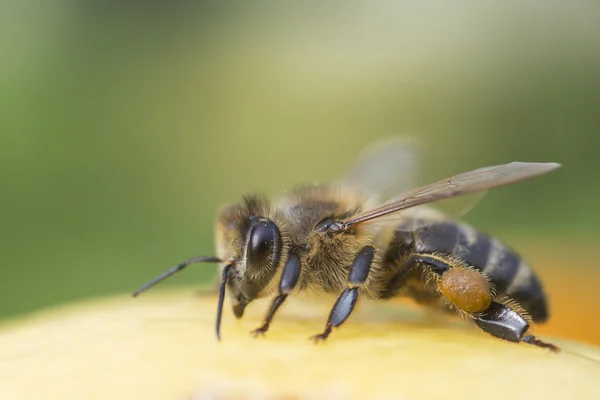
[216,264,232,341]
[133,256,222,297]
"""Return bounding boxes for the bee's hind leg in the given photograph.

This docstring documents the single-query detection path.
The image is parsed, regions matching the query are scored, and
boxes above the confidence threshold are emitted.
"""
[521,335,560,352]
[413,253,559,352]
[473,302,559,352]
[250,254,301,337]
[310,246,375,342]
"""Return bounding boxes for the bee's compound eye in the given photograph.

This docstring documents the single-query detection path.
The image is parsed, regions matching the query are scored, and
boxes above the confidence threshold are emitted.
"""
[247,219,280,265]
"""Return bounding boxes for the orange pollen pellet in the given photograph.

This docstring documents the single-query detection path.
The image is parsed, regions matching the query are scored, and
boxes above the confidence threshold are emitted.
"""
[439,267,492,313]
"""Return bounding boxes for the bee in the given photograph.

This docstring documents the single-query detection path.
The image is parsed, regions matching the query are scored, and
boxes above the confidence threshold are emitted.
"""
[134,140,560,351]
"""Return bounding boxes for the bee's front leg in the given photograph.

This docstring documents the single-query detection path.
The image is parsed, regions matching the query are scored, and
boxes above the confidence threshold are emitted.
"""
[250,254,300,337]
[310,246,375,342]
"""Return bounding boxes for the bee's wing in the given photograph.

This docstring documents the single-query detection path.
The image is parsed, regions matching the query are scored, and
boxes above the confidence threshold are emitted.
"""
[341,137,421,204]
[340,162,560,229]
[342,138,488,219]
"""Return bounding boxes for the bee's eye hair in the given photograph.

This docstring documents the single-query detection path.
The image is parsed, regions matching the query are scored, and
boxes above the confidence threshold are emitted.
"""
[247,218,280,265]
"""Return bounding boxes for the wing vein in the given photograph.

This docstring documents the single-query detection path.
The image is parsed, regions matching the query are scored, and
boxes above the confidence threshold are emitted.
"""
[340,162,560,229]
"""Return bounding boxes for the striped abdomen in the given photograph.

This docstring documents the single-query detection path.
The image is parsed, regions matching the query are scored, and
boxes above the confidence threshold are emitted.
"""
[396,221,548,323]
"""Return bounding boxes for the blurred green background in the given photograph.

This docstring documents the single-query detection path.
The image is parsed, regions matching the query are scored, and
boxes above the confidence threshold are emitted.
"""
[1,2,599,320]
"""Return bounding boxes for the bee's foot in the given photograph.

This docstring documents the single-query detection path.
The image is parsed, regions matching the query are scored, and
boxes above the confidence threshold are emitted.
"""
[250,325,269,338]
[522,335,560,353]
[310,333,328,343]
[309,324,333,343]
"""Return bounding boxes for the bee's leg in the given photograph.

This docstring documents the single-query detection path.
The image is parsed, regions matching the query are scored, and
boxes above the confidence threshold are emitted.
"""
[521,334,560,352]
[413,253,559,352]
[310,246,375,342]
[250,254,301,337]
[473,302,559,352]
[472,301,528,342]
[409,253,454,275]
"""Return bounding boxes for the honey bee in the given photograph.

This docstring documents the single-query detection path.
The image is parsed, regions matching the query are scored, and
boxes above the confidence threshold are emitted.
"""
[134,140,560,351]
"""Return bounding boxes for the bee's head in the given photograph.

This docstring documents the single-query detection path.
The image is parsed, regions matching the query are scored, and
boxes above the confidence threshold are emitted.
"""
[215,195,287,320]
[133,195,287,340]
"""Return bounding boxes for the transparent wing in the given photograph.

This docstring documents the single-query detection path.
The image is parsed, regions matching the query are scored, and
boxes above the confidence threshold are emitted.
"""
[362,191,488,232]
[342,138,488,219]
[429,190,488,219]
[340,162,560,229]
[341,137,421,204]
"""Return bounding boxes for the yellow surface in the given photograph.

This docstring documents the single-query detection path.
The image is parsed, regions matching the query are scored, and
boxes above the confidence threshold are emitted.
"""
[1,290,600,400]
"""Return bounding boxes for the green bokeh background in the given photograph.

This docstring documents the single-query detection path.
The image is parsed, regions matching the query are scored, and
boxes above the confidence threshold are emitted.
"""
[1,2,599,319]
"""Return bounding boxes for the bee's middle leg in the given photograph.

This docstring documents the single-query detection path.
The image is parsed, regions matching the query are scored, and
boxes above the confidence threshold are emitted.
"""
[250,254,300,337]
[310,246,375,342]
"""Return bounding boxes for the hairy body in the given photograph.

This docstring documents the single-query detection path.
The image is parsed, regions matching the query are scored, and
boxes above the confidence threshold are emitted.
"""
[136,139,559,350]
